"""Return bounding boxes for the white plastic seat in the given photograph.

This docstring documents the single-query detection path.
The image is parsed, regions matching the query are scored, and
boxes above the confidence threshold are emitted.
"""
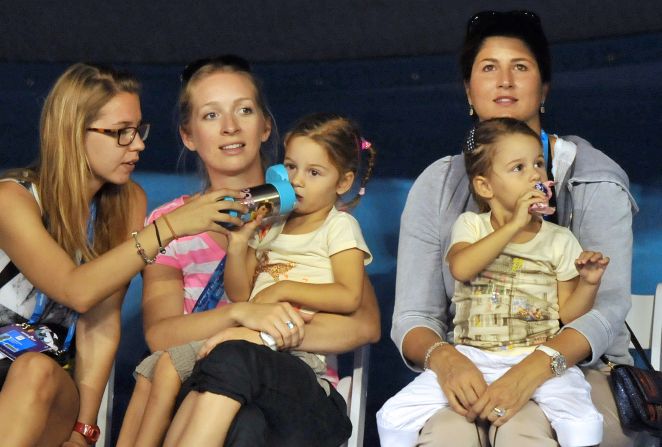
[336,344,370,447]
[97,365,114,447]
[627,283,662,370]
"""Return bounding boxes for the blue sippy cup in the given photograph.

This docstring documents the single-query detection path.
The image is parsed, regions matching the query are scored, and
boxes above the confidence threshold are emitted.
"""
[219,164,296,227]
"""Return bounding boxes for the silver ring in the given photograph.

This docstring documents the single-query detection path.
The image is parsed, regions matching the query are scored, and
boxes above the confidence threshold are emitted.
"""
[285,320,295,330]
[492,407,506,418]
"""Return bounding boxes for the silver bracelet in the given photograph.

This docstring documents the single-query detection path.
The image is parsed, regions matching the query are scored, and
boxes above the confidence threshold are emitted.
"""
[423,341,448,370]
[131,231,156,265]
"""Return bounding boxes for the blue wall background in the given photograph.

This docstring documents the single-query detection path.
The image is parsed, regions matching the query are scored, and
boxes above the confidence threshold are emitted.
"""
[1,31,661,446]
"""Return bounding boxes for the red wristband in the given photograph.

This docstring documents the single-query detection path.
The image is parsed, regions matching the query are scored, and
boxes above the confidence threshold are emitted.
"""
[73,421,100,445]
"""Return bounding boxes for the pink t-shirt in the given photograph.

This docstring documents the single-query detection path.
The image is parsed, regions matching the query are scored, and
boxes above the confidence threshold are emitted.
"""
[147,196,229,314]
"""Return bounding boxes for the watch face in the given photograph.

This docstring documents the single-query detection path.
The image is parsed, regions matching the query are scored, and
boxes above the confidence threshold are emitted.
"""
[551,354,567,375]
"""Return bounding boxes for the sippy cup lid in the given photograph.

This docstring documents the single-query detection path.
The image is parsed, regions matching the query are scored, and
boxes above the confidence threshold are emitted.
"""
[265,164,297,214]
[529,181,556,216]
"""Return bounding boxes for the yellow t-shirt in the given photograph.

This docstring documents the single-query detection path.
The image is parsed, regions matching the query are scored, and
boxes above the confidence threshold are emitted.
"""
[250,207,372,299]
[448,212,582,352]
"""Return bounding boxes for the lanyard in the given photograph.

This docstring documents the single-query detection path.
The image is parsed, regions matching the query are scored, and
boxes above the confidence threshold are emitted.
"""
[539,129,557,222]
[192,257,226,313]
[28,203,96,352]
[540,129,549,168]
[29,292,77,352]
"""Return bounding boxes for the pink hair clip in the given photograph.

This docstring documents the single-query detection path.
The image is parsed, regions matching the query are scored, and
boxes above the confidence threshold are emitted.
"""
[360,138,372,151]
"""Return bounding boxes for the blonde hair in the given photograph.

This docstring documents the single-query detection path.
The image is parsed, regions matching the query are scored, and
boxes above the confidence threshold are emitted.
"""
[27,63,141,261]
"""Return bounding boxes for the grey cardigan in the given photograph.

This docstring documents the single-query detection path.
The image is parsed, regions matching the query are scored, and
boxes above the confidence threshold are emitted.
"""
[391,136,638,371]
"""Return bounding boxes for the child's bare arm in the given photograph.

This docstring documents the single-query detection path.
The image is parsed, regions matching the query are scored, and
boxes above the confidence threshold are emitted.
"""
[225,220,261,302]
[448,191,546,282]
[251,248,365,314]
[558,251,610,324]
[447,224,519,282]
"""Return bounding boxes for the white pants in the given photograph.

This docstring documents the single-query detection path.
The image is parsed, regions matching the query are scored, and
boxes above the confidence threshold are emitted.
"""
[377,345,603,447]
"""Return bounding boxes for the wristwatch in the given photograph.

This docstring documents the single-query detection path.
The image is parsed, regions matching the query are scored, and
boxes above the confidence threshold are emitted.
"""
[73,421,100,445]
[535,345,567,376]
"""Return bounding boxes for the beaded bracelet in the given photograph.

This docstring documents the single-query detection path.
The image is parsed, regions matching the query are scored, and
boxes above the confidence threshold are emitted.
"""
[131,231,156,265]
[161,214,179,239]
[153,221,167,255]
[423,341,448,370]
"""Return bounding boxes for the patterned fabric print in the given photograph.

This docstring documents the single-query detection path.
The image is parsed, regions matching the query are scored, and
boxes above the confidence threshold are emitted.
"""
[253,251,295,282]
[453,252,560,351]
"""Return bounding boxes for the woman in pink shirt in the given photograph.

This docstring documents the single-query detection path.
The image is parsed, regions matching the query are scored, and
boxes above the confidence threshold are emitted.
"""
[117,55,380,447]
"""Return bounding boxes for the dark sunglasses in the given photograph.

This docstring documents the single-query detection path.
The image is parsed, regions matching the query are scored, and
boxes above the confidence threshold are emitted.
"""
[180,55,252,84]
[467,10,541,35]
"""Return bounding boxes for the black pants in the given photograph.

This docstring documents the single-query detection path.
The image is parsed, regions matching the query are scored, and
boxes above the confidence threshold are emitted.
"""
[0,358,12,389]
[178,340,352,447]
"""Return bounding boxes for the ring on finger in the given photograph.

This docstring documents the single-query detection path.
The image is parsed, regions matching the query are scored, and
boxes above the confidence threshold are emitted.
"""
[284,320,295,330]
[492,407,506,418]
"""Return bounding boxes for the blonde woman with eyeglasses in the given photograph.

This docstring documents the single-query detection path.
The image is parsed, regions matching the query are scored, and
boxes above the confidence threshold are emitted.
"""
[0,62,252,446]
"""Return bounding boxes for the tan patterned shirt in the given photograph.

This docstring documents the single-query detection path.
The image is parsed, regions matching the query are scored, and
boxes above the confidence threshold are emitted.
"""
[449,212,582,351]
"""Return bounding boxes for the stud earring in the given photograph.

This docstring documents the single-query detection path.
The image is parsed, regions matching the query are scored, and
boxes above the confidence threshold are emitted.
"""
[540,102,546,114]
[469,104,474,116]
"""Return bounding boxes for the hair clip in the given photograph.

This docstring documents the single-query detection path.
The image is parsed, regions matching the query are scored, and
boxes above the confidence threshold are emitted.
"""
[360,138,372,151]
[465,128,476,152]
[358,187,366,196]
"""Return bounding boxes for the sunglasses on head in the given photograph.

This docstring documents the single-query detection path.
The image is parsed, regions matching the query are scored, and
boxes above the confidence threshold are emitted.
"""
[180,54,252,84]
[467,10,541,35]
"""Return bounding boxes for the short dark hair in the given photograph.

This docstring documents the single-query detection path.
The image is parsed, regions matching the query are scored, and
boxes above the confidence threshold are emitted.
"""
[460,10,551,84]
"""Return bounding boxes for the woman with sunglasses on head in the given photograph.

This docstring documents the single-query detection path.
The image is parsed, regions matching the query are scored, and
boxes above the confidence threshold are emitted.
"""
[116,56,380,447]
[0,63,254,447]
[379,11,637,447]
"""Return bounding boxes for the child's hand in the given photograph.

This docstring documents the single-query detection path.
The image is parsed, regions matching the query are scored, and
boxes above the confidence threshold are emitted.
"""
[575,251,610,285]
[251,281,286,304]
[228,215,263,247]
[511,189,548,229]
[197,327,262,359]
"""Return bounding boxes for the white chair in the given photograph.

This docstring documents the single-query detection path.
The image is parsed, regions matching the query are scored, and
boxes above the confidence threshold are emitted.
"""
[627,283,662,370]
[335,345,370,447]
[97,365,114,447]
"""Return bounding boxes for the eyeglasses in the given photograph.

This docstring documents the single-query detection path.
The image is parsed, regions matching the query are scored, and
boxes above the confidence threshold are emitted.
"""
[467,10,541,35]
[86,123,150,147]
[180,54,252,85]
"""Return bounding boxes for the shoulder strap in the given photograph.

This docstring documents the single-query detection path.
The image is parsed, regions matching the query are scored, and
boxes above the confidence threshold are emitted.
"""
[0,261,19,289]
[602,322,656,372]
[0,180,35,288]
[191,257,227,313]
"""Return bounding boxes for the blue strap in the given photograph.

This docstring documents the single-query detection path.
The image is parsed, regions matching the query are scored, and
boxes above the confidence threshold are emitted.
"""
[539,129,556,222]
[29,292,78,352]
[28,203,96,353]
[192,257,227,313]
[540,129,549,168]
